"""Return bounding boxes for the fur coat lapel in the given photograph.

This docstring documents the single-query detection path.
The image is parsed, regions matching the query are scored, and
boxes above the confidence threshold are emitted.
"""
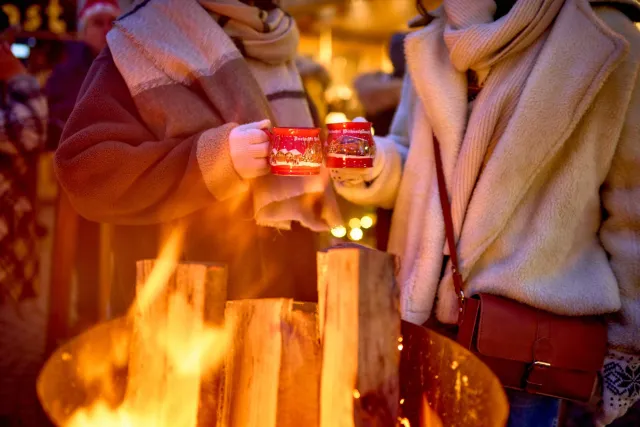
[455,0,629,277]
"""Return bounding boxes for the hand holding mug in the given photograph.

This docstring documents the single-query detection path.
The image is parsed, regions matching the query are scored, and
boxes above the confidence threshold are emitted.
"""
[329,117,383,187]
[329,151,385,187]
[229,120,271,179]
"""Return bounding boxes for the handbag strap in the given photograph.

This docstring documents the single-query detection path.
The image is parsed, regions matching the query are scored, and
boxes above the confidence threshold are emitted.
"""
[432,135,466,312]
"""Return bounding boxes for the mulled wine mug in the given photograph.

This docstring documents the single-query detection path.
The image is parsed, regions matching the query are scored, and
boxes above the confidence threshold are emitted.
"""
[263,127,323,176]
[325,121,376,169]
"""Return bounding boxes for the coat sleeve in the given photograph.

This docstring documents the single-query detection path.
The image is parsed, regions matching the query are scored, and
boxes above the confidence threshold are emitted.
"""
[333,74,413,209]
[386,73,414,163]
[599,71,640,353]
[54,48,248,225]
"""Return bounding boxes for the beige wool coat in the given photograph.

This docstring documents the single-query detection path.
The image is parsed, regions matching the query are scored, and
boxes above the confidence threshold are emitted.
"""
[337,0,640,352]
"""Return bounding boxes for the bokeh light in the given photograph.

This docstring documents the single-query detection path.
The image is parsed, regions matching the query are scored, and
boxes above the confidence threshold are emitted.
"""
[348,217,361,229]
[331,225,347,238]
[349,227,364,241]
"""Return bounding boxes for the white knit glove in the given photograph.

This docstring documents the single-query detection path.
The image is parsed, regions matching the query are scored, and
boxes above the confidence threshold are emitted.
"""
[329,117,386,187]
[229,120,271,179]
[595,349,640,426]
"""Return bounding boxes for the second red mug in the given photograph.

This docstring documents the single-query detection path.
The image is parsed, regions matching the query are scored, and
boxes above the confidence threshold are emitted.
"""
[325,121,376,169]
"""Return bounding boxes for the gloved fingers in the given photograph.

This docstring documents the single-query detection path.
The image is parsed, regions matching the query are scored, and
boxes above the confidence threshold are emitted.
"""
[245,141,270,159]
[240,128,270,146]
[236,119,272,132]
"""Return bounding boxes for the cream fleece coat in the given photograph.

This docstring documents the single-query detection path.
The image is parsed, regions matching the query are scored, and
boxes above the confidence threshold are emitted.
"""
[336,0,640,352]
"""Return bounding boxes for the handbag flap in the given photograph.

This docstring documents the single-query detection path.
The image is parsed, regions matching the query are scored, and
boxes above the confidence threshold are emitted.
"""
[475,294,607,371]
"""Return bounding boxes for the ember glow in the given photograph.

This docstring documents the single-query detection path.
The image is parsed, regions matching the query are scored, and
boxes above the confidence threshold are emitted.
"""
[421,396,443,427]
[64,226,233,427]
[396,397,443,427]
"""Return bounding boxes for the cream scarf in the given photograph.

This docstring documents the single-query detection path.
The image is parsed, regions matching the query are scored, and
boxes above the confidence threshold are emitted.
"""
[394,0,568,321]
[441,0,565,247]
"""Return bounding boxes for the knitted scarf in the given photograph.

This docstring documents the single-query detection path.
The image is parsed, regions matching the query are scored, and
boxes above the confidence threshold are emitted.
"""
[444,0,565,243]
[107,0,339,231]
[393,0,567,320]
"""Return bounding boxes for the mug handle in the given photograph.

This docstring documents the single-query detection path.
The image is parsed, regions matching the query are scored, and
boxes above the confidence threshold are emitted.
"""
[262,128,273,139]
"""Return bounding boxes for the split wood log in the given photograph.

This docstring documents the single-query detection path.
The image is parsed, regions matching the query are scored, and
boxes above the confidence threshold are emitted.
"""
[277,302,321,427]
[317,251,329,342]
[220,299,289,427]
[126,260,227,427]
[219,299,321,427]
[318,246,401,427]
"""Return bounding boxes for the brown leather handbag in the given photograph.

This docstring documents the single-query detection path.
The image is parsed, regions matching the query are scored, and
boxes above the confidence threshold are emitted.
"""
[431,134,607,403]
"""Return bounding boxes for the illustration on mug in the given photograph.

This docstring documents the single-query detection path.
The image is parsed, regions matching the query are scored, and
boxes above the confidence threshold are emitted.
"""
[267,128,323,175]
[325,122,376,169]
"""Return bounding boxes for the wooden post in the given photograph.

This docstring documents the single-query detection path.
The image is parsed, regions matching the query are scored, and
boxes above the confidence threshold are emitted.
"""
[318,247,401,427]
[45,191,78,355]
[98,223,113,321]
[126,261,227,427]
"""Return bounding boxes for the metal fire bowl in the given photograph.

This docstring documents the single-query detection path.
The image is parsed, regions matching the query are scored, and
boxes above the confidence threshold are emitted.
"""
[37,318,508,427]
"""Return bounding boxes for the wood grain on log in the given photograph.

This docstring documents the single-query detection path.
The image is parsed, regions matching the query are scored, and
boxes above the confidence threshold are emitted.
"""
[221,299,290,427]
[218,300,321,427]
[317,251,328,342]
[277,302,321,427]
[318,247,401,427]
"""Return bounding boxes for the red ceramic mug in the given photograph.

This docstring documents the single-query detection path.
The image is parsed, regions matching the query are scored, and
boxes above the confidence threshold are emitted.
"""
[264,127,323,176]
[325,121,376,168]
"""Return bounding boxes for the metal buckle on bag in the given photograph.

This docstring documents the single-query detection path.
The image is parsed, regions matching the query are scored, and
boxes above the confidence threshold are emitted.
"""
[452,266,465,312]
[525,361,551,389]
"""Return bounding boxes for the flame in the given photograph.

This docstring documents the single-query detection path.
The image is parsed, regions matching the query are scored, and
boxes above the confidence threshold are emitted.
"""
[127,225,184,317]
[72,325,130,406]
[421,396,443,427]
[66,402,139,427]
[396,396,444,427]
[64,225,232,427]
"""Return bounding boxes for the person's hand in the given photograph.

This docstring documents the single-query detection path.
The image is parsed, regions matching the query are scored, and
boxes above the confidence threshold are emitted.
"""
[0,41,26,81]
[229,120,272,179]
[330,117,385,187]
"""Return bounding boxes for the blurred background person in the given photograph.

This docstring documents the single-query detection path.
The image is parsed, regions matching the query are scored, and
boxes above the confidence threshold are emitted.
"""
[0,12,47,306]
[0,9,48,426]
[47,0,119,150]
[45,0,120,334]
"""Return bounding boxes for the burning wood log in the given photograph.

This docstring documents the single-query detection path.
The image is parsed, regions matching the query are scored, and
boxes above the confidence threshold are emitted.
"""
[126,260,228,427]
[318,246,401,427]
[219,300,321,427]
[220,299,290,427]
[277,302,321,427]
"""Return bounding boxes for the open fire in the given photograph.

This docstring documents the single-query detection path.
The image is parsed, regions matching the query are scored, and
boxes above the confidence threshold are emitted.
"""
[37,226,508,427]
[65,226,233,427]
